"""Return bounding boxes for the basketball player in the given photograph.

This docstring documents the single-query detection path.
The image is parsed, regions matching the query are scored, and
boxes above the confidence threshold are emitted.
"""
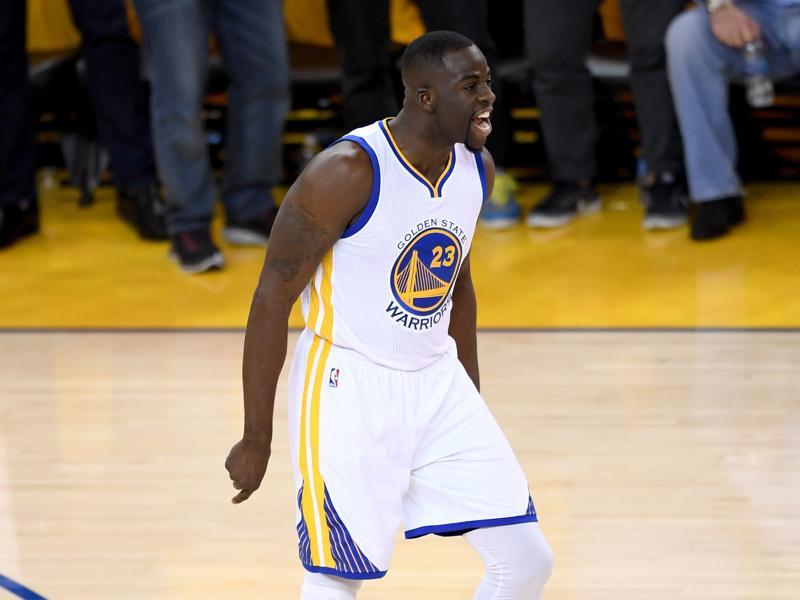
[225,31,553,599]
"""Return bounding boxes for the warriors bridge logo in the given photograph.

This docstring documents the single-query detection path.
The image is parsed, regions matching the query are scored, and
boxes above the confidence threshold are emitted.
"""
[387,224,465,330]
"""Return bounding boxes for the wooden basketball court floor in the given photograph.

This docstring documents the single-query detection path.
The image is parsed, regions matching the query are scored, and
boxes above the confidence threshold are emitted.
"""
[0,182,799,598]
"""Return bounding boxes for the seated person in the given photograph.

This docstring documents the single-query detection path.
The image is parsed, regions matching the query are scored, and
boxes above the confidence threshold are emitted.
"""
[666,0,800,240]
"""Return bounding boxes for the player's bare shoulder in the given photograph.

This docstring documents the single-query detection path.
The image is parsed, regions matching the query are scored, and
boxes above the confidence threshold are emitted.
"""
[289,139,374,221]
[264,140,376,284]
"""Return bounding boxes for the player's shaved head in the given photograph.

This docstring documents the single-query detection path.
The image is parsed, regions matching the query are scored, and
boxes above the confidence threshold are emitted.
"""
[400,30,476,86]
[396,30,493,151]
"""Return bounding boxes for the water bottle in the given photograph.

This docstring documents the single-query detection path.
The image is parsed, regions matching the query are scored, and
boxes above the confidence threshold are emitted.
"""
[742,40,774,108]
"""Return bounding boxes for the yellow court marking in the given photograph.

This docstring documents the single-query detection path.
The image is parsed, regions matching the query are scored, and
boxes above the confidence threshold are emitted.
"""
[1,183,800,328]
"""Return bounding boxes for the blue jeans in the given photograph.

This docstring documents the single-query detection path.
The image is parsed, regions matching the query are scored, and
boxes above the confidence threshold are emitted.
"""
[133,0,290,233]
[666,2,800,202]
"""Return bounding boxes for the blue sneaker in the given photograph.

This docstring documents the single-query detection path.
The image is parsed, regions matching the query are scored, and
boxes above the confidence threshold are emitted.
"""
[480,171,521,230]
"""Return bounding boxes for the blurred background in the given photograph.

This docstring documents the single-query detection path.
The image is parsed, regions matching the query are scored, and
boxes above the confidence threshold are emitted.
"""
[22,0,800,190]
[1,1,799,599]
[2,0,799,328]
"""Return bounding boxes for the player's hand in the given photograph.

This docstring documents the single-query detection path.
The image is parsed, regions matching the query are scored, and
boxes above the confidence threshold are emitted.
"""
[710,4,761,48]
[225,437,271,504]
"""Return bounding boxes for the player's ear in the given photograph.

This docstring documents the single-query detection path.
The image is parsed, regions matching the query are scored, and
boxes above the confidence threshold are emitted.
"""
[417,87,436,114]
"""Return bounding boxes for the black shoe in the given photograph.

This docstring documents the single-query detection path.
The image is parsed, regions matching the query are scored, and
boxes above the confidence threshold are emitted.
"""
[727,196,745,225]
[223,206,279,246]
[690,196,744,241]
[642,172,688,230]
[169,230,224,273]
[526,183,600,228]
[0,200,40,249]
[117,182,168,240]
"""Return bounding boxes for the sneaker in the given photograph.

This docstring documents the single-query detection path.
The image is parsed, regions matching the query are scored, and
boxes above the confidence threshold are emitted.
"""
[526,182,600,228]
[727,196,745,226]
[690,196,745,241]
[169,230,224,273]
[117,182,168,240]
[480,171,520,229]
[223,206,279,246]
[642,172,688,230]
[0,199,40,249]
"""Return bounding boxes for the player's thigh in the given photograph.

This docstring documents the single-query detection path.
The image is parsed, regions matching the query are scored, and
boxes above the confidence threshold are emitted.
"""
[289,332,411,572]
[403,362,534,536]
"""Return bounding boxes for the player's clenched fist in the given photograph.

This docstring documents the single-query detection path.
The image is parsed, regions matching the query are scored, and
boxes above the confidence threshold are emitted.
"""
[225,438,271,504]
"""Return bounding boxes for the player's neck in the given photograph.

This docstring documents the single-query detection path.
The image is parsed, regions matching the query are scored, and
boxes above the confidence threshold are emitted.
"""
[387,113,453,182]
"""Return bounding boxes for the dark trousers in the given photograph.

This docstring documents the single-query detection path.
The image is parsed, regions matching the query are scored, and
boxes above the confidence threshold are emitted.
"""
[327,0,511,165]
[67,0,156,188]
[0,0,35,205]
[525,0,685,183]
[326,0,399,130]
[0,0,156,205]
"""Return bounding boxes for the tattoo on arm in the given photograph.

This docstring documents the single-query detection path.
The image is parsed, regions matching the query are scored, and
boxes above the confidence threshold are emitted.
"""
[267,202,330,282]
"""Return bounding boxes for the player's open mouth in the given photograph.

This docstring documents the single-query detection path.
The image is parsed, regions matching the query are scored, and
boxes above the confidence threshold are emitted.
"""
[471,109,492,136]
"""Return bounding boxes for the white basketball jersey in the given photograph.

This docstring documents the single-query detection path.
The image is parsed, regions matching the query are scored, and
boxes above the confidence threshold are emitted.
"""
[299,118,486,370]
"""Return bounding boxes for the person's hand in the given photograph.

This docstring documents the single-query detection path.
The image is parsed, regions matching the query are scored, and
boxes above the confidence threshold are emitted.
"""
[225,437,271,504]
[710,4,762,47]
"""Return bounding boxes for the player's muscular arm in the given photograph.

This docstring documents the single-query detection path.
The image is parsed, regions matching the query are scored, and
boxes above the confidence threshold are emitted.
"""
[225,142,373,504]
[449,148,494,391]
[449,254,480,391]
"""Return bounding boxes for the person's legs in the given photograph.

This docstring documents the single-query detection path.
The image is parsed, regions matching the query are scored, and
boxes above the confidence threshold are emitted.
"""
[666,8,751,240]
[300,572,362,600]
[298,525,552,600]
[68,0,167,239]
[620,0,685,177]
[666,9,744,205]
[666,2,797,202]
[67,0,156,188]
[287,332,408,585]
[524,0,602,228]
[525,0,598,185]
[134,0,222,269]
[0,0,36,205]
[326,0,397,130]
[667,2,799,240]
[774,4,800,70]
[133,0,216,234]
[0,0,38,249]
[214,0,289,240]
[396,351,550,596]
[465,523,553,600]
[620,0,688,230]
[403,365,535,542]
[739,2,800,78]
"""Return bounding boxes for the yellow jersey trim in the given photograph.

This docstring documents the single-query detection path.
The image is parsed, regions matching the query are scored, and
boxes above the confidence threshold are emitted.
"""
[299,252,336,567]
[379,118,455,198]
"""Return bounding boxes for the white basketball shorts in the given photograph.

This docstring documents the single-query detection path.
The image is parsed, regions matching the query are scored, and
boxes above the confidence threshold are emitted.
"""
[287,328,537,580]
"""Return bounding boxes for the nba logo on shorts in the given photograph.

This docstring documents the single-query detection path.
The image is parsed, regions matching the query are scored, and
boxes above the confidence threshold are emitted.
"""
[329,368,340,388]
